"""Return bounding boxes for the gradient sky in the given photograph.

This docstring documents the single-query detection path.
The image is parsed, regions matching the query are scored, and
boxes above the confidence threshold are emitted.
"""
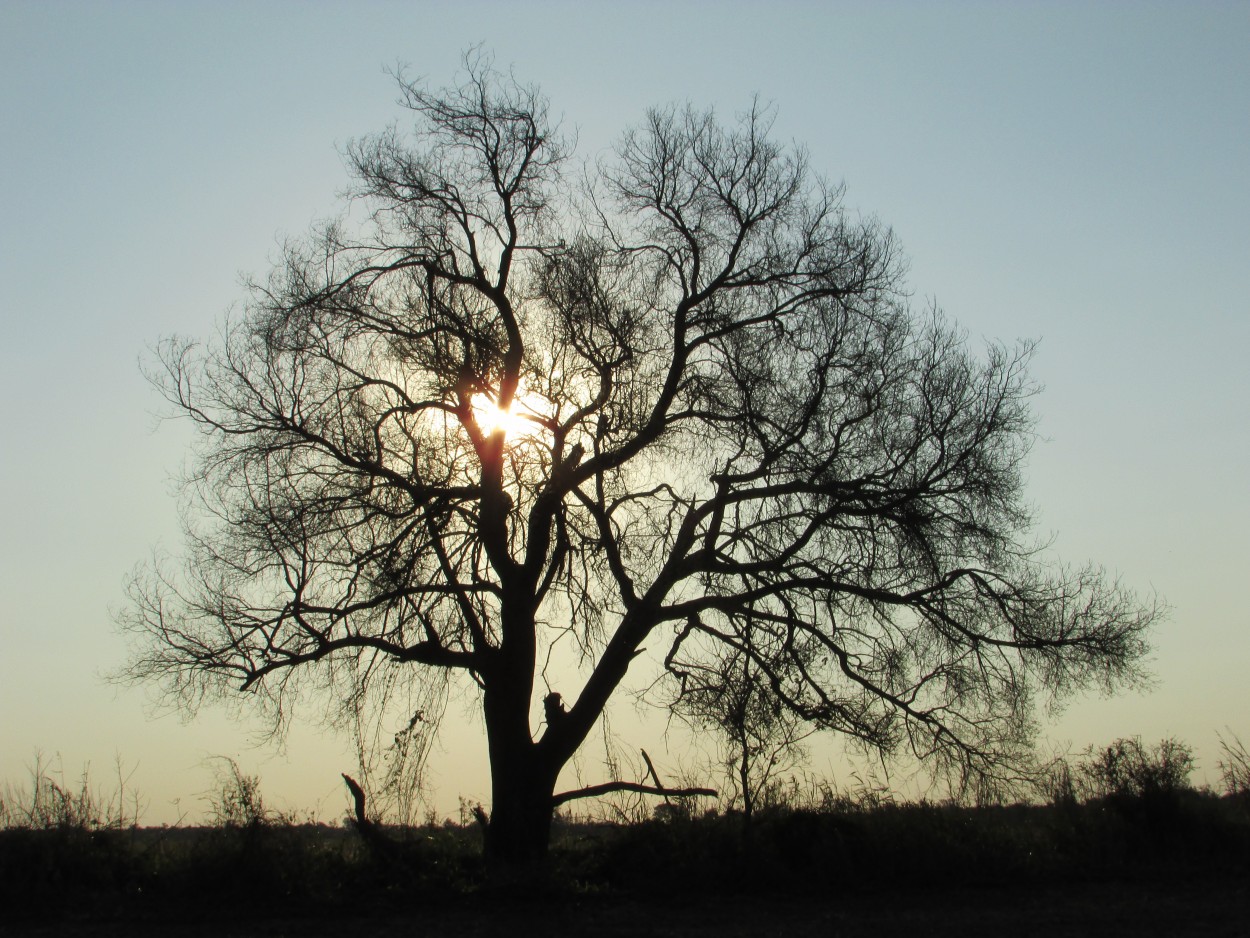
[2,0,1247,824]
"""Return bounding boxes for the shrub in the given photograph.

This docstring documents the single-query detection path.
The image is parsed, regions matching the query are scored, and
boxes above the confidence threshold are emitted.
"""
[0,752,141,831]
[1077,737,1195,801]
[204,757,291,829]
[1217,731,1250,797]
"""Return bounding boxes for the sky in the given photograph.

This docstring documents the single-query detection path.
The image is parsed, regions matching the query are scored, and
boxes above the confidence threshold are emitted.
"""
[2,0,1247,825]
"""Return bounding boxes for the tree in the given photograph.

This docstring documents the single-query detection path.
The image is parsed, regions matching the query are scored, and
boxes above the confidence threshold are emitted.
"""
[669,621,812,824]
[120,52,1159,871]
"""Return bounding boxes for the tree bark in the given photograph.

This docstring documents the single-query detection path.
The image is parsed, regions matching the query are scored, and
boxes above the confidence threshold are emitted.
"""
[480,622,560,878]
[483,763,557,876]
[482,710,559,879]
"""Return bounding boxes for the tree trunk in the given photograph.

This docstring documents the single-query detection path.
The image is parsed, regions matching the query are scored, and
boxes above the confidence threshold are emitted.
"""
[483,763,557,877]
[480,644,560,881]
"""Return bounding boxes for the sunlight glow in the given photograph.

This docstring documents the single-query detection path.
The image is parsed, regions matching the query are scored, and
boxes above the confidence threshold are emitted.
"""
[470,390,543,440]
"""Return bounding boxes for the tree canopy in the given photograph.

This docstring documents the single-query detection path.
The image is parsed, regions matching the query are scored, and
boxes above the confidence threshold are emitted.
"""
[121,52,1158,865]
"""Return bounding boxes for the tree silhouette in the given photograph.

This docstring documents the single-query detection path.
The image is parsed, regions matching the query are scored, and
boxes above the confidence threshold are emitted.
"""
[669,616,814,824]
[120,51,1159,871]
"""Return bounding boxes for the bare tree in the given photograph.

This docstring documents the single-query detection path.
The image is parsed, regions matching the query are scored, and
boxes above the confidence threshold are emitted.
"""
[670,622,812,824]
[119,51,1159,872]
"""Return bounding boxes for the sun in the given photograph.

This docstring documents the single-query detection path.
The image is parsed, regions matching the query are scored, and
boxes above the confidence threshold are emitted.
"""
[470,388,544,441]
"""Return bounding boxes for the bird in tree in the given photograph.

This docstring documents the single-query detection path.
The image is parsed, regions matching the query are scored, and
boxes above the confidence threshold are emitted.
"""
[120,50,1159,873]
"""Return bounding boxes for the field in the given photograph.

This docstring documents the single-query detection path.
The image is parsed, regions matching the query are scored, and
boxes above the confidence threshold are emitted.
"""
[3,785,1248,937]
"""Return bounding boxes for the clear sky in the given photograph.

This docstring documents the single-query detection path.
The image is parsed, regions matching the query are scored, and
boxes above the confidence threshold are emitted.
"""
[2,0,1247,824]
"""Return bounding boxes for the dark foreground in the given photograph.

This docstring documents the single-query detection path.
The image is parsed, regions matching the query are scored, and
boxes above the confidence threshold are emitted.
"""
[4,879,1248,938]
[3,794,1249,937]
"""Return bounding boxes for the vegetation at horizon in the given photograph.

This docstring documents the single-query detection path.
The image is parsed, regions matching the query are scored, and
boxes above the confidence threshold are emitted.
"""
[2,731,1248,924]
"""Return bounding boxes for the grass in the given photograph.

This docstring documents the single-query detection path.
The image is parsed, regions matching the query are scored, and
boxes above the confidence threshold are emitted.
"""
[2,739,1249,933]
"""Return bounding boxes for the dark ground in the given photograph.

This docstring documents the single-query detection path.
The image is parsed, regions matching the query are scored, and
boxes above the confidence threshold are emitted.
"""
[4,877,1248,938]
[5,793,1250,937]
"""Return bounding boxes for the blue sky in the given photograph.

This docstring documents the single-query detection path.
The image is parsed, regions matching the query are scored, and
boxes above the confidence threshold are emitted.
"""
[2,0,1247,822]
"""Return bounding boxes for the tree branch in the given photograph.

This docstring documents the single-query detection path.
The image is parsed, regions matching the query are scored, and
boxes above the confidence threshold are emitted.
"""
[551,780,716,809]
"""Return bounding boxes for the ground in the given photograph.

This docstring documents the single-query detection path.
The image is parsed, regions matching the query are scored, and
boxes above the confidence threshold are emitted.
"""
[4,878,1247,938]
